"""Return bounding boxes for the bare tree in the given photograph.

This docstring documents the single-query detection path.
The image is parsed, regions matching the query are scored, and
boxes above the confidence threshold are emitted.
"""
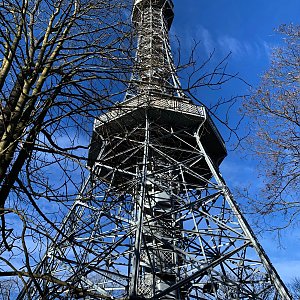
[243,24,300,229]
[0,0,131,219]
[287,277,300,300]
[0,0,132,296]
[0,0,132,208]
[0,278,19,300]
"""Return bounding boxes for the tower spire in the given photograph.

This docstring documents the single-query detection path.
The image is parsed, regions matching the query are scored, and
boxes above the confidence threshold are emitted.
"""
[128,0,184,98]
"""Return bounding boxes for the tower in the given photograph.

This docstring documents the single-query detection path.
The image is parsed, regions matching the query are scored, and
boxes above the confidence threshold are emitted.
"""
[18,0,291,299]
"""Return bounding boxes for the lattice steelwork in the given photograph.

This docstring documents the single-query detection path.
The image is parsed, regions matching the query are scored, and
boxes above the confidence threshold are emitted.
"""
[18,0,292,299]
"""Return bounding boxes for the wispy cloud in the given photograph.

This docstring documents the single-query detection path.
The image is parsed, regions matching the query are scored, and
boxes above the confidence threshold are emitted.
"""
[217,35,271,60]
[178,24,272,60]
[218,35,243,56]
[262,40,274,59]
[196,26,215,55]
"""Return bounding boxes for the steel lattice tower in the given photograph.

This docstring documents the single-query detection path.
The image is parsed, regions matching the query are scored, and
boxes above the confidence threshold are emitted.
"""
[18,0,292,299]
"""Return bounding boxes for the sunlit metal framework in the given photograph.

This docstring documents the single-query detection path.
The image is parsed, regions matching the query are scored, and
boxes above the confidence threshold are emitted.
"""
[18,0,292,299]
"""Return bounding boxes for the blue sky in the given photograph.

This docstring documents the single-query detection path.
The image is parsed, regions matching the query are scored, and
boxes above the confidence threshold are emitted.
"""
[170,0,300,284]
[173,0,299,84]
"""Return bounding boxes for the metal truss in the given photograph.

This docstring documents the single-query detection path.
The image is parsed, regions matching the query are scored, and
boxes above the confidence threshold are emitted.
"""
[17,101,291,299]
[18,0,292,299]
[126,0,185,100]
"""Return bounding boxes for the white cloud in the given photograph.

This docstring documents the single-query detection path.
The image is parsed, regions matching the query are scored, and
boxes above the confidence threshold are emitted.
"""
[262,40,273,59]
[193,25,271,60]
[217,35,268,59]
[173,23,270,61]
[218,35,243,56]
[196,26,214,55]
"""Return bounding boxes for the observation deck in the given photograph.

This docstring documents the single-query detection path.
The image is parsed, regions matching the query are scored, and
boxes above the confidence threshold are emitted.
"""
[88,0,227,185]
[88,92,227,171]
